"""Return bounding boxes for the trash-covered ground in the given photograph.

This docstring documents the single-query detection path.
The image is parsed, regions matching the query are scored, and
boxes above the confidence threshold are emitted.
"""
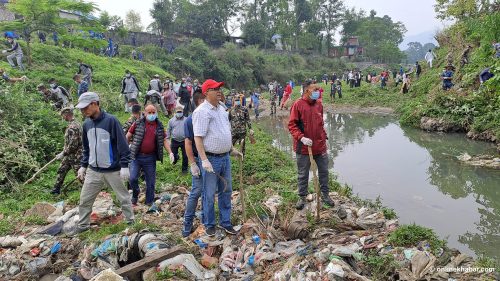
[1,183,498,281]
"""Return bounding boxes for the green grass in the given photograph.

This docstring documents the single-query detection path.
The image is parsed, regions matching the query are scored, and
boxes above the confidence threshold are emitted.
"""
[388,224,447,255]
[363,251,399,281]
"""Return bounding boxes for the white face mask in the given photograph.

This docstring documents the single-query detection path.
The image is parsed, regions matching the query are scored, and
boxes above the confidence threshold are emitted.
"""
[50,83,56,88]
[126,74,131,78]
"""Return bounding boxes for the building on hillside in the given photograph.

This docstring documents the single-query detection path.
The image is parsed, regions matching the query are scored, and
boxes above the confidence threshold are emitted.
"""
[329,36,365,59]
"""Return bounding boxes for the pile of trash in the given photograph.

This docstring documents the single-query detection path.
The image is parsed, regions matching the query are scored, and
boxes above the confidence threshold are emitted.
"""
[457,152,500,169]
[1,185,497,280]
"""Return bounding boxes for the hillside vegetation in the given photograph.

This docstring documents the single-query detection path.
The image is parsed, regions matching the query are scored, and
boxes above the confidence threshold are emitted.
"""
[0,42,171,189]
[398,11,500,141]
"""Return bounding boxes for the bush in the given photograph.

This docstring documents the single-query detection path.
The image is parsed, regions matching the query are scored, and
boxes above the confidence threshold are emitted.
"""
[0,83,64,190]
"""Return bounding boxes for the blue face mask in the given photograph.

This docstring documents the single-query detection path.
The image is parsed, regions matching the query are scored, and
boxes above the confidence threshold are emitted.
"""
[235,101,241,106]
[175,112,183,118]
[181,83,186,87]
[147,113,157,122]
[311,91,320,100]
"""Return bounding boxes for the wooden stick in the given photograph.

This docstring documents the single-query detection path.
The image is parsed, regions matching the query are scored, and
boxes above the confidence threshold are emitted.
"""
[24,157,58,185]
[240,139,247,221]
[307,146,321,220]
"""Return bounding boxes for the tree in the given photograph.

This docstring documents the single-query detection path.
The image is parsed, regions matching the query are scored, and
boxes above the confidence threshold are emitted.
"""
[404,42,437,64]
[99,11,111,29]
[434,0,484,20]
[341,10,407,63]
[0,0,98,65]
[317,0,344,52]
[125,10,144,32]
[150,0,176,35]
[242,19,267,46]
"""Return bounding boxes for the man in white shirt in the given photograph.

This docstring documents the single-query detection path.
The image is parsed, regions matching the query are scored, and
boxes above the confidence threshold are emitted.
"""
[193,79,242,236]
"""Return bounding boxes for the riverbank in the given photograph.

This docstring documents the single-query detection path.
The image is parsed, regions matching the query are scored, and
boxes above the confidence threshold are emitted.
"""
[1,113,498,280]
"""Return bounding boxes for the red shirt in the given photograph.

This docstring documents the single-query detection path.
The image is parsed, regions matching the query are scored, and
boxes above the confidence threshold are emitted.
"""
[129,121,158,155]
[284,84,292,96]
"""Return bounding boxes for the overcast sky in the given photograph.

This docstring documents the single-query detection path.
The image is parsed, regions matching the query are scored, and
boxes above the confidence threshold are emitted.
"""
[91,0,447,38]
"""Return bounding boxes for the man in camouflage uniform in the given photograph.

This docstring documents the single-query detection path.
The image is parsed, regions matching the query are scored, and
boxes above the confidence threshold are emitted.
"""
[270,90,277,116]
[51,107,83,195]
[37,84,64,110]
[123,104,142,134]
[228,97,254,154]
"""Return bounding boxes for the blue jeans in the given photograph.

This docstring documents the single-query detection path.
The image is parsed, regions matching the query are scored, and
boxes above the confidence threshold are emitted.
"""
[183,158,203,236]
[130,154,157,205]
[201,154,232,229]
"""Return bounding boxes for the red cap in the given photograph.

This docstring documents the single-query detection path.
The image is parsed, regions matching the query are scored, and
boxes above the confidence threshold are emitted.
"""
[202,79,224,95]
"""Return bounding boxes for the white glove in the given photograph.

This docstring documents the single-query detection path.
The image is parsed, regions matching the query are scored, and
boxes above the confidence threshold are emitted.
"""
[201,159,214,173]
[230,148,243,160]
[249,129,254,136]
[190,162,200,177]
[120,167,130,181]
[2,50,7,54]
[77,167,87,181]
[169,153,175,164]
[300,137,313,146]
[56,152,64,160]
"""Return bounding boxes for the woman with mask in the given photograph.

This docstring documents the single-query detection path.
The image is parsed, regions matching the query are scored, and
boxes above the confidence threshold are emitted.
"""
[162,82,177,117]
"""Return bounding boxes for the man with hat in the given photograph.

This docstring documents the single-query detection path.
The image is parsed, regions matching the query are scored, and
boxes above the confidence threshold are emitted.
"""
[51,107,83,195]
[193,79,243,236]
[73,92,134,235]
[166,106,188,173]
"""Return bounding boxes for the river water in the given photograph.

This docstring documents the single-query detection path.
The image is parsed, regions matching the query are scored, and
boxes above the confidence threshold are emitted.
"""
[259,113,500,261]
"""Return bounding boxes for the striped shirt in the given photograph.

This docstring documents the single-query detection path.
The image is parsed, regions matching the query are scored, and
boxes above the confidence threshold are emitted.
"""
[193,100,232,154]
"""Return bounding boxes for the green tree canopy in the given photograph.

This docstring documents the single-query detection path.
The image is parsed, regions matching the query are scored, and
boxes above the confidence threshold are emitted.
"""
[0,0,102,64]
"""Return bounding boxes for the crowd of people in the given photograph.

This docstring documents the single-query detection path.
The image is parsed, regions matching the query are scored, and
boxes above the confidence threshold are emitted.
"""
[6,31,498,240]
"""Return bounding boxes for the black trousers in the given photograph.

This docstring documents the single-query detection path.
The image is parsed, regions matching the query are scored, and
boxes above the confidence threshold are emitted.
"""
[171,139,188,172]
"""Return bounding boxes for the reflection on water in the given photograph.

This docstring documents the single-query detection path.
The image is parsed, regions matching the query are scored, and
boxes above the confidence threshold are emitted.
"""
[259,113,500,261]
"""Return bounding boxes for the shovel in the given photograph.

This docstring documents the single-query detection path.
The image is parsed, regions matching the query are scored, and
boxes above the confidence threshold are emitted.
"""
[307,146,321,220]
[24,156,58,185]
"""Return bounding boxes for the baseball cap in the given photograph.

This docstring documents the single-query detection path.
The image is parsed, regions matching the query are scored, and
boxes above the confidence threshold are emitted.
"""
[201,79,224,95]
[76,92,99,109]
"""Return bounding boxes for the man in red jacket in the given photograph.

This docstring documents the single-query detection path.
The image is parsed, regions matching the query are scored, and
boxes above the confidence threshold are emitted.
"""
[288,81,337,211]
